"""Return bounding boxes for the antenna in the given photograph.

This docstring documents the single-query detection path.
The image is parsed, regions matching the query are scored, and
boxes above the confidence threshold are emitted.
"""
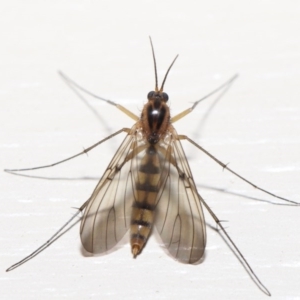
[160,54,178,92]
[149,37,179,92]
[149,37,158,92]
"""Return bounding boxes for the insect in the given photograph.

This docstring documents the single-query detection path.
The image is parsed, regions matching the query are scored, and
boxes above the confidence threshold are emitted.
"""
[6,38,298,296]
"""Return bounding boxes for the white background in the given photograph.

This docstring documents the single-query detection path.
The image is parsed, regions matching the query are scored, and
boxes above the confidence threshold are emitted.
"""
[1,1,300,299]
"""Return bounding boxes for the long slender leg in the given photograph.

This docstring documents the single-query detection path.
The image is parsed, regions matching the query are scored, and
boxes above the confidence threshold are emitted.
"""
[171,74,238,123]
[4,128,130,173]
[6,199,89,272]
[59,70,107,126]
[179,134,299,205]
[199,193,271,296]
[59,71,139,121]
[193,75,238,141]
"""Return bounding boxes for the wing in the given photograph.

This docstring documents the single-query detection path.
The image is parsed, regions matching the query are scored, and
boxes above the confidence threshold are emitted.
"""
[80,128,145,254]
[155,129,206,264]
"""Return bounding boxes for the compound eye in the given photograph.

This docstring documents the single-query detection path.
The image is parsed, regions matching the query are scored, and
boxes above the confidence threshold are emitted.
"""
[147,91,155,100]
[162,92,169,102]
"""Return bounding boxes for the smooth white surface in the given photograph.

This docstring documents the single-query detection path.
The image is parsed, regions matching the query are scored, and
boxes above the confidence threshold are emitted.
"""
[1,1,300,299]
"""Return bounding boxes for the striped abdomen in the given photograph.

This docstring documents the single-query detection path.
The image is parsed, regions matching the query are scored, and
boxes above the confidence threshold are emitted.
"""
[131,145,160,257]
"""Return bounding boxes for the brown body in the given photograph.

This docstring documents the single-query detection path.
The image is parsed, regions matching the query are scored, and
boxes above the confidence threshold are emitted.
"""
[78,42,206,264]
[130,91,170,256]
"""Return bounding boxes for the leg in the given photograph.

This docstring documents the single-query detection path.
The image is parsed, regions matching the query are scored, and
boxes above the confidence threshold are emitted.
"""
[179,134,299,205]
[199,193,271,296]
[59,71,139,121]
[5,128,130,172]
[171,75,238,123]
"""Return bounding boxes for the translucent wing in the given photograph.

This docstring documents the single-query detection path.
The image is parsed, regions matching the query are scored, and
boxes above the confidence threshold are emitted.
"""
[80,127,143,254]
[155,128,206,264]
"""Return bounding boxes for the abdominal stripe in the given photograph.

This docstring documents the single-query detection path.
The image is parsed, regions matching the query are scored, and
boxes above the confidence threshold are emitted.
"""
[132,201,156,211]
[136,181,159,192]
[139,163,160,174]
[131,219,151,227]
